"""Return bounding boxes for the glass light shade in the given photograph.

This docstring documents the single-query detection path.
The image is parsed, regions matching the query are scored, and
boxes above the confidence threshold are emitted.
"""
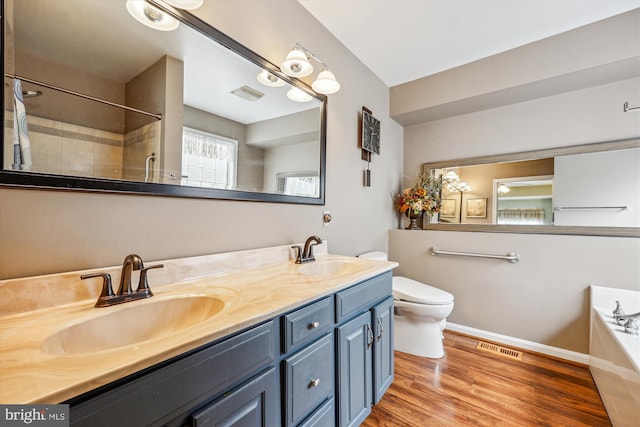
[281,49,313,77]
[311,70,340,94]
[257,70,285,87]
[286,87,313,103]
[164,0,204,9]
[126,0,179,31]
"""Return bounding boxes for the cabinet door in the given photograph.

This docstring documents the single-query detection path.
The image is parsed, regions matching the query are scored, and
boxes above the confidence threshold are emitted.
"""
[372,296,394,405]
[190,368,278,427]
[336,311,372,427]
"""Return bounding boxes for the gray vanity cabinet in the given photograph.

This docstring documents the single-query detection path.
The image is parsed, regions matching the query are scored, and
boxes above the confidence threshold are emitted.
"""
[67,271,393,427]
[335,272,394,427]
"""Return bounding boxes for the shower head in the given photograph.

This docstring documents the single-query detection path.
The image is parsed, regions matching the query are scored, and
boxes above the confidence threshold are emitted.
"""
[22,90,43,98]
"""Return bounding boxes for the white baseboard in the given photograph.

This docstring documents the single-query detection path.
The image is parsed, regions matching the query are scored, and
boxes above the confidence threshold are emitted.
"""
[445,322,590,365]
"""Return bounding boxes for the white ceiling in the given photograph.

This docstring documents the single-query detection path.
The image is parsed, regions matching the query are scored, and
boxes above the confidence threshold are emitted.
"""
[298,0,640,87]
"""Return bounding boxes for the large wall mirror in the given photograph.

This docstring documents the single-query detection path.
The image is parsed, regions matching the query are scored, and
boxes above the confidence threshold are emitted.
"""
[423,138,640,237]
[2,0,326,204]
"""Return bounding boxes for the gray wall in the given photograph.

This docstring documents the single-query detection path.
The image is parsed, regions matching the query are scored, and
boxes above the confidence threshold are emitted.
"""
[0,0,403,279]
[389,10,640,354]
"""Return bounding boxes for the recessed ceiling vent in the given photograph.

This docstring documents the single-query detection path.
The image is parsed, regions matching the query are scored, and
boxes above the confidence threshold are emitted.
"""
[231,85,264,102]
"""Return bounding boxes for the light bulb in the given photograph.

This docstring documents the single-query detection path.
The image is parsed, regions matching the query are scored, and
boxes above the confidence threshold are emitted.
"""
[287,87,313,102]
[164,0,204,9]
[281,49,313,77]
[126,0,179,31]
[257,70,285,87]
[312,69,340,94]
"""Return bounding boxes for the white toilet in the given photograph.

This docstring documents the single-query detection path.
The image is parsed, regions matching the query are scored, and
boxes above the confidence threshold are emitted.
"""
[358,251,454,359]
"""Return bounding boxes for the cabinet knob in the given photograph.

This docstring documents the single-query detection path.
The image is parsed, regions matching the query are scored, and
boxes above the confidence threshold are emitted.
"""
[309,321,320,329]
[309,378,321,388]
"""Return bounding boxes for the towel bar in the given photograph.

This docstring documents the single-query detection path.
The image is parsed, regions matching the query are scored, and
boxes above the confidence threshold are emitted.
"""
[430,247,520,263]
[553,206,629,211]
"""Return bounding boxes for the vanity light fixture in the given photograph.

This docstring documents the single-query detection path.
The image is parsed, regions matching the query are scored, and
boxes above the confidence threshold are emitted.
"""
[257,70,285,87]
[126,0,179,31]
[281,43,341,95]
[286,87,313,103]
[164,0,204,9]
[442,170,470,192]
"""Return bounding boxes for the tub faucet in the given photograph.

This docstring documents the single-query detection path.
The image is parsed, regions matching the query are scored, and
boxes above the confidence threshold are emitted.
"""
[292,236,322,263]
[615,312,640,336]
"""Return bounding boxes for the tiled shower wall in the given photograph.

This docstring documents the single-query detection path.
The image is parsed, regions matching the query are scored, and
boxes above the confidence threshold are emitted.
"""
[4,113,160,180]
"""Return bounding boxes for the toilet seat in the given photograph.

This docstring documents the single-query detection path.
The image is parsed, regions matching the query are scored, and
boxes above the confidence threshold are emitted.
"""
[393,277,454,305]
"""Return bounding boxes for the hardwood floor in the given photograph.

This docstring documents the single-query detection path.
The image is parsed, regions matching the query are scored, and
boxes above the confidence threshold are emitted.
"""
[363,331,611,427]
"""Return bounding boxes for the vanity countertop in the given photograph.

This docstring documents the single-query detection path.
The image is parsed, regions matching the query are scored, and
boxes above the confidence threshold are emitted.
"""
[0,254,396,404]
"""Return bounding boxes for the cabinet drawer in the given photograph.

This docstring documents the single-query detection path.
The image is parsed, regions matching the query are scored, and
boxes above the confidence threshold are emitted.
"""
[298,397,334,427]
[335,272,392,322]
[284,334,334,427]
[70,321,276,426]
[190,367,277,427]
[282,297,333,353]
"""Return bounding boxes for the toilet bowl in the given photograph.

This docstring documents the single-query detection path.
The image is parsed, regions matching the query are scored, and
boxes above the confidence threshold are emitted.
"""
[358,251,454,358]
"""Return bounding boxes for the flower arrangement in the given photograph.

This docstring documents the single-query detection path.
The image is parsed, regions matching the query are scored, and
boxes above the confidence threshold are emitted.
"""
[395,172,443,217]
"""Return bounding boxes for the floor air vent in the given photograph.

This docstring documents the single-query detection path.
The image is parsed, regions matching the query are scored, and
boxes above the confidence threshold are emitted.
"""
[476,341,523,360]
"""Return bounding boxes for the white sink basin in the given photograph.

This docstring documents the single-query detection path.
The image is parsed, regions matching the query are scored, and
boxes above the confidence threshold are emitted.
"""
[298,260,360,277]
[41,296,224,355]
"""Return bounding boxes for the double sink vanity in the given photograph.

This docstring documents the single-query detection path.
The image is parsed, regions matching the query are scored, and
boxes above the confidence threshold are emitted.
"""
[0,243,397,426]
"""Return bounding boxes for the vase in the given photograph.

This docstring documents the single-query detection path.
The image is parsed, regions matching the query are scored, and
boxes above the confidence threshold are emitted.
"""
[405,210,422,230]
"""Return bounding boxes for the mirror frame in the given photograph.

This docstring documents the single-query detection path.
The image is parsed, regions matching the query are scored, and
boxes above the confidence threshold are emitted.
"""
[422,138,640,238]
[0,0,327,205]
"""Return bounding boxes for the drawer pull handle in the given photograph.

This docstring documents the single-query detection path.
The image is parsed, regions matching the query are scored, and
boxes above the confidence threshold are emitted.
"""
[377,316,384,341]
[309,378,321,388]
[366,323,374,349]
[309,321,320,329]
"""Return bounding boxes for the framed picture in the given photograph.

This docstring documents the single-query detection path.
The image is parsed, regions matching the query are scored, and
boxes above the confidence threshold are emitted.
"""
[440,199,456,218]
[466,198,487,218]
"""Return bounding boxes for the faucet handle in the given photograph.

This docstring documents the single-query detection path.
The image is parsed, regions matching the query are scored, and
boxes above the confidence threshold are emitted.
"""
[624,318,639,335]
[136,264,164,296]
[81,273,115,307]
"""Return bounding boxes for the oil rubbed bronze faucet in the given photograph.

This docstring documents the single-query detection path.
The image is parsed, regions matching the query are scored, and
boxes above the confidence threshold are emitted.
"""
[81,254,164,307]
[292,236,323,264]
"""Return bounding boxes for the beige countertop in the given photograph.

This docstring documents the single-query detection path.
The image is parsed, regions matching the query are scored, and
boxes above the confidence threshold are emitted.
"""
[0,253,396,404]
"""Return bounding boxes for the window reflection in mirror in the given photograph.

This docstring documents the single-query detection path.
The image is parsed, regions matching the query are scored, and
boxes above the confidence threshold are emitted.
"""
[494,176,553,225]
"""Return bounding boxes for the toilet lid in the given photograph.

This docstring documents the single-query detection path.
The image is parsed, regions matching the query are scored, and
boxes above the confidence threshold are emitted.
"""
[393,276,454,305]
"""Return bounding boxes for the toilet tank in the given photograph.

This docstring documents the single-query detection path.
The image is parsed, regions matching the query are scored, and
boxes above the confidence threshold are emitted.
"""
[358,251,388,261]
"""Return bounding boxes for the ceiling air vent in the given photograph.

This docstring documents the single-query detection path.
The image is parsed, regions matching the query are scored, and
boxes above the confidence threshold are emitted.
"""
[231,85,264,101]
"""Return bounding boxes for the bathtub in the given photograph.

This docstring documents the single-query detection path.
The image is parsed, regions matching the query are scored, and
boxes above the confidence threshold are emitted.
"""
[590,286,640,427]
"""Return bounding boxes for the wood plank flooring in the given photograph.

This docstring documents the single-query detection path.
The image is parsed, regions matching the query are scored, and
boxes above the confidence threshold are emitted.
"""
[363,331,611,427]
